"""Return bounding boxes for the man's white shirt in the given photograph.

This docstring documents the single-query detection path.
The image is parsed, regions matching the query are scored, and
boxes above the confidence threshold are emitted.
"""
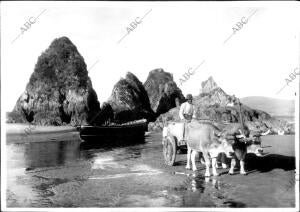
[179,102,196,120]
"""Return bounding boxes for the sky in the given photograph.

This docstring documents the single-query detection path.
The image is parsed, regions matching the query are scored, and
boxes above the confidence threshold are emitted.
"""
[1,1,299,112]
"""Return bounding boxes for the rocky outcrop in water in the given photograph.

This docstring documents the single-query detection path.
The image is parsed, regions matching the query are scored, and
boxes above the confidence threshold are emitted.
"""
[107,72,156,123]
[7,37,102,126]
[144,68,185,116]
[149,77,294,134]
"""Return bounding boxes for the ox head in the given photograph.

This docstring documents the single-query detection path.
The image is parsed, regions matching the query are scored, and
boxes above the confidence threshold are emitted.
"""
[235,127,264,156]
[232,132,264,156]
[214,134,235,158]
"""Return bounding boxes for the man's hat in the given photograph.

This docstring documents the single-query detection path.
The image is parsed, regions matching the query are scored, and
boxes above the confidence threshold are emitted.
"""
[186,94,193,100]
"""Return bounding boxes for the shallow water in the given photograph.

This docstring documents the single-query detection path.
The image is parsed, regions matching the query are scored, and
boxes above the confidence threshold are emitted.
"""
[5,133,296,208]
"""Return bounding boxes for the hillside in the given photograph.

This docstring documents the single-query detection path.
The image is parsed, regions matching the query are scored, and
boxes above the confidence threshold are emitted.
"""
[241,96,295,117]
[149,77,295,134]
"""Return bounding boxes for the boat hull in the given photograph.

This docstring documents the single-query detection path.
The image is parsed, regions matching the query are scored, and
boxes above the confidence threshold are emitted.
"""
[78,122,148,142]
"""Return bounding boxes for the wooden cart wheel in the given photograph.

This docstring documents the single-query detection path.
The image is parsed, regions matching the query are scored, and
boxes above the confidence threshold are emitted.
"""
[163,135,177,166]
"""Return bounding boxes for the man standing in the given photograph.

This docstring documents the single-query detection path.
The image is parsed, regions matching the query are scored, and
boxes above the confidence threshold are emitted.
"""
[179,94,196,141]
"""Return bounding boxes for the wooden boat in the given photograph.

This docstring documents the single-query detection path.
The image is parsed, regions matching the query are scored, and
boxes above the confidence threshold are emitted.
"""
[77,119,148,142]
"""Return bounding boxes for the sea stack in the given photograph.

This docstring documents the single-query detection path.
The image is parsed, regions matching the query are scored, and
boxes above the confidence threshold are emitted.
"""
[144,68,185,116]
[8,36,102,126]
[107,72,156,123]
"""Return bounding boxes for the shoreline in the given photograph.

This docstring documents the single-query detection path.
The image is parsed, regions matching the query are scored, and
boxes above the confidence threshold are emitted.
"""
[5,123,80,144]
[5,123,296,145]
[6,123,77,135]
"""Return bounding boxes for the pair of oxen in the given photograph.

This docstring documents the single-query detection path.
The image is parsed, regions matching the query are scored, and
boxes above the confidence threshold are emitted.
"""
[163,120,264,177]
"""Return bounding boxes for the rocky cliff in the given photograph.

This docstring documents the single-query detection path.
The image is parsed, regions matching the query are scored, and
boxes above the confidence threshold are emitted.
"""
[149,77,295,134]
[107,72,156,123]
[7,37,102,126]
[144,68,185,116]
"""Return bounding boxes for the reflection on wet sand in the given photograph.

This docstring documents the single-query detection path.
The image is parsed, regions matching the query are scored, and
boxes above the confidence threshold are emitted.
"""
[8,140,81,170]
[173,172,221,192]
[170,171,246,207]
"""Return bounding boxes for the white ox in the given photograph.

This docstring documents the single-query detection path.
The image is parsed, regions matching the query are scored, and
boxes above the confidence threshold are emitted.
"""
[163,120,234,177]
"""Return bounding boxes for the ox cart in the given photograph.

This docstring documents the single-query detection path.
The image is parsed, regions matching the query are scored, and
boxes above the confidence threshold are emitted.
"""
[162,99,250,166]
[162,119,263,166]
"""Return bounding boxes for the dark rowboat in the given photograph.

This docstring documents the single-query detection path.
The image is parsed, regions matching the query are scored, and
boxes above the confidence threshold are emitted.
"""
[77,119,148,142]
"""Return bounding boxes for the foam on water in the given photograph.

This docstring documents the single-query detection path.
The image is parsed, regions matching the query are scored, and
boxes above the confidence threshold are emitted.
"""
[89,170,162,180]
[91,156,126,170]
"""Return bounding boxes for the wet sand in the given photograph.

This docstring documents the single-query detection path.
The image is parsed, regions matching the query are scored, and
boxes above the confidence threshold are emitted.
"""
[4,127,297,208]
[6,123,78,144]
